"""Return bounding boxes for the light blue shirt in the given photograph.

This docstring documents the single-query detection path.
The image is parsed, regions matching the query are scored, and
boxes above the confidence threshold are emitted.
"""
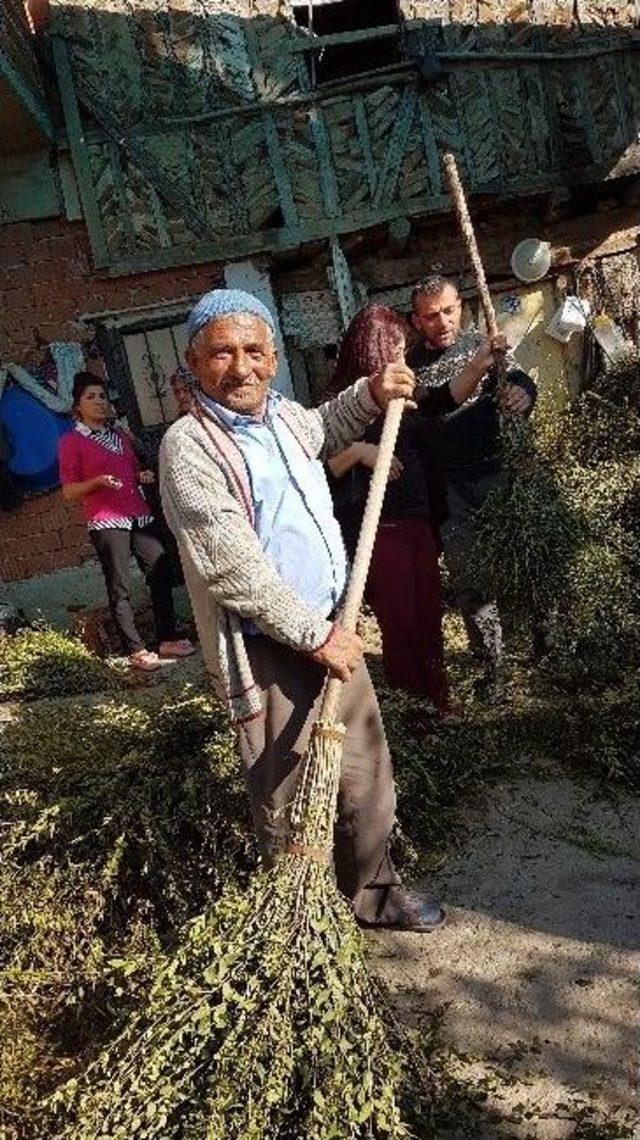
[199,391,348,627]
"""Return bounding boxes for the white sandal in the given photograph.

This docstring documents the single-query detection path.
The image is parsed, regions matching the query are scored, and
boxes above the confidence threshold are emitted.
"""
[129,649,162,671]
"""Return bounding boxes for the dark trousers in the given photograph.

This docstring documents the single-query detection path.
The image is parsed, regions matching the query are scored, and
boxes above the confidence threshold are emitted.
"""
[440,471,504,664]
[237,637,402,923]
[366,517,449,715]
[90,524,176,654]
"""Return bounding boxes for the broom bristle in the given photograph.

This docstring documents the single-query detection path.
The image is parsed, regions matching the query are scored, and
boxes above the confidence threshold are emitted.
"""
[470,417,584,623]
[50,724,417,1139]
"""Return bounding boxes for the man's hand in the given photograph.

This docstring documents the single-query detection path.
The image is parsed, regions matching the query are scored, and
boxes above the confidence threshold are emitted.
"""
[472,332,509,375]
[139,469,156,484]
[368,362,416,410]
[309,622,364,682]
[501,384,532,415]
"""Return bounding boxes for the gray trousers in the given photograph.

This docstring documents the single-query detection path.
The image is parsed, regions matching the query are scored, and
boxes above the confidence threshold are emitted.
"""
[440,470,504,664]
[236,635,402,923]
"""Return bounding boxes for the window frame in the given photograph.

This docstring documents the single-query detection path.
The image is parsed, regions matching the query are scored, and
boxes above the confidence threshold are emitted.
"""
[93,303,192,449]
[290,0,404,89]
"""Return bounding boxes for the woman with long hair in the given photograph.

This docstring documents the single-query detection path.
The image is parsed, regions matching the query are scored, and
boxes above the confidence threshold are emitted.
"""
[58,372,195,670]
[328,304,451,714]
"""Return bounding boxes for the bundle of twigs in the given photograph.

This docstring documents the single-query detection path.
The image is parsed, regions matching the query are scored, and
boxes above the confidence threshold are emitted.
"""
[50,400,418,1140]
[442,154,583,626]
[470,418,583,624]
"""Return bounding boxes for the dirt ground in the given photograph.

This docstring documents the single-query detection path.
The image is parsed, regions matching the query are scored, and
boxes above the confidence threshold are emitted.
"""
[369,770,640,1138]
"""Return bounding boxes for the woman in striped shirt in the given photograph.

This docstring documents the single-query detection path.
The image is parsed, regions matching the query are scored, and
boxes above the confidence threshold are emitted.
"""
[58,372,195,671]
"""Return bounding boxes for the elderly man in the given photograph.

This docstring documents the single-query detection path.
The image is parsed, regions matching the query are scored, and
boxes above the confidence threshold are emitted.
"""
[160,288,444,932]
[408,276,537,692]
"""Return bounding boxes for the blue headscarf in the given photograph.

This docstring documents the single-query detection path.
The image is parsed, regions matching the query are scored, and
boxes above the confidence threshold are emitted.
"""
[187,289,275,342]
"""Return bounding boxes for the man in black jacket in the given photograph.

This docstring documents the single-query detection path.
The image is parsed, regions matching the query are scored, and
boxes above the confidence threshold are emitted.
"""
[408,276,537,689]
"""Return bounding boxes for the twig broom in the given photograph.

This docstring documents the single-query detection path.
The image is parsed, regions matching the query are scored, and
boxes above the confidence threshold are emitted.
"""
[442,152,582,626]
[51,397,417,1140]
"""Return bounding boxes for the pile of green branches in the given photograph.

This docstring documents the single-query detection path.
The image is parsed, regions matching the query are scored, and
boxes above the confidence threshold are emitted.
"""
[556,350,640,468]
[0,627,118,700]
[469,414,585,627]
[544,350,640,689]
[470,346,640,689]
[0,685,255,1139]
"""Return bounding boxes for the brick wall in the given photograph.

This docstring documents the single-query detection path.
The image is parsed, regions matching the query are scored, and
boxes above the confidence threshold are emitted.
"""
[1,213,222,583]
[1,215,222,364]
[0,490,91,582]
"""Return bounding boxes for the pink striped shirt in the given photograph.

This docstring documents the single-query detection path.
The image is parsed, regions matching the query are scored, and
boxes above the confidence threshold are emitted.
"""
[58,427,151,526]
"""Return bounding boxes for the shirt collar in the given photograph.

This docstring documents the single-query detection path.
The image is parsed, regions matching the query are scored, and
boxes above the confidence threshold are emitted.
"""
[75,420,110,437]
[197,388,282,429]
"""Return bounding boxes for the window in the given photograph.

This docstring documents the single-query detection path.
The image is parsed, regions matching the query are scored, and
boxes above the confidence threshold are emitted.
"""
[95,308,192,444]
[120,321,188,429]
[292,0,402,86]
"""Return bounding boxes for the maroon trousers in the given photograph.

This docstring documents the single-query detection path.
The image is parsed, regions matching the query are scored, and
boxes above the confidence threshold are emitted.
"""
[366,517,449,715]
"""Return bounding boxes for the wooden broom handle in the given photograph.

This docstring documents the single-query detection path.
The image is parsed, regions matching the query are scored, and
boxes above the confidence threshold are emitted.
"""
[319,396,406,724]
[442,153,500,341]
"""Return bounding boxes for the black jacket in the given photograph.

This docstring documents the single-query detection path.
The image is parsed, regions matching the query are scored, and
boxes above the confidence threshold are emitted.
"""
[408,330,537,481]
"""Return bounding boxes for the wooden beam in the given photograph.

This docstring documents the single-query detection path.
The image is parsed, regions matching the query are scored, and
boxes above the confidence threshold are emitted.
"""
[289,23,640,56]
[290,24,401,52]
[71,74,219,242]
[612,54,633,145]
[214,120,250,235]
[330,238,358,328]
[308,106,341,219]
[573,67,601,166]
[113,37,640,133]
[107,140,136,254]
[51,36,110,268]
[353,94,377,198]
[262,110,299,229]
[417,93,443,196]
[147,184,172,249]
[373,85,418,208]
[439,42,640,61]
[100,192,456,276]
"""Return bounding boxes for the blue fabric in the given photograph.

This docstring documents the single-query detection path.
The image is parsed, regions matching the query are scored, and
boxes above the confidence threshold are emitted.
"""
[0,385,73,490]
[199,392,347,628]
[187,289,275,342]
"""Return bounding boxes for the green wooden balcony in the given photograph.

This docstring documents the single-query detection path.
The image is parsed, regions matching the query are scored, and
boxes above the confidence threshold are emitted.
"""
[47,3,640,273]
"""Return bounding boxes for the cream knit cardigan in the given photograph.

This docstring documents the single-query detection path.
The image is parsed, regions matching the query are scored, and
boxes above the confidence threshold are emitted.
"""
[159,377,380,722]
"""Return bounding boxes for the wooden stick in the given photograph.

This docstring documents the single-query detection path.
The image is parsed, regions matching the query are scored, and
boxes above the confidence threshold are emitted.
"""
[442,152,507,390]
[319,396,405,725]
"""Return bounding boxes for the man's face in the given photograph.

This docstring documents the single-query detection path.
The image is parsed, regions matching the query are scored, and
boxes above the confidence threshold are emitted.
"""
[186,313,277,417]
[412,284,462,350]
[170,376,193,416]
